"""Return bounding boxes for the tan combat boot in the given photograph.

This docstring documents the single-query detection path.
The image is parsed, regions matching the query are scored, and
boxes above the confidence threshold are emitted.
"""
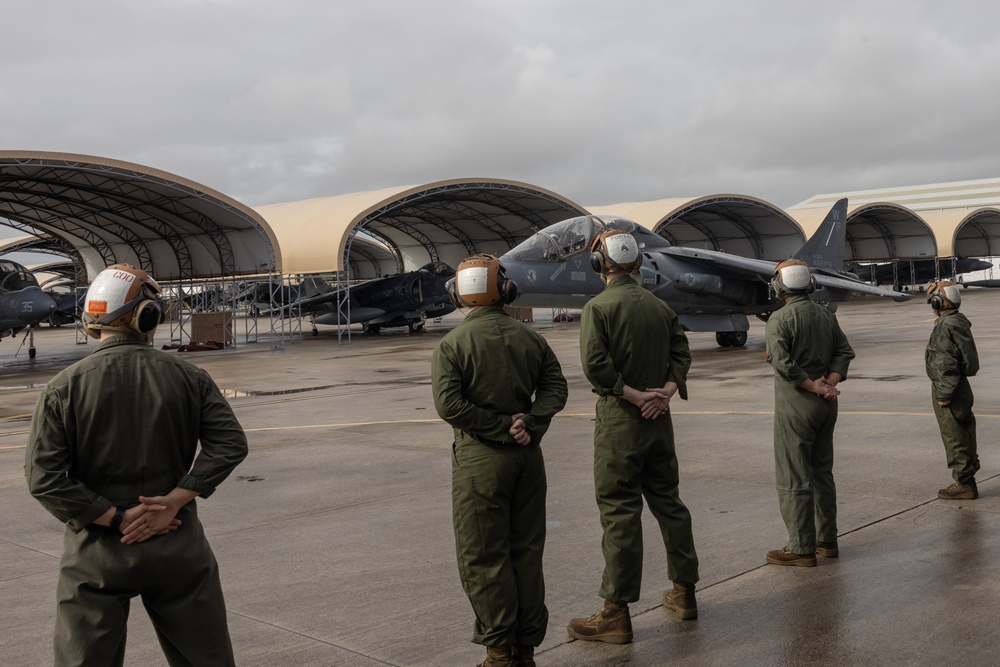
[478,645,514,667]
[567,600,633,644]
[765,548,817,567]
[512,644,535,667]
[662,582,698,620]
[815,541,839,558]
[938,479,978,500]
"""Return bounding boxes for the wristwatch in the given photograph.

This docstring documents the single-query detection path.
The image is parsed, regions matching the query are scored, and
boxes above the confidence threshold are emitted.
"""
[109,506,126,533]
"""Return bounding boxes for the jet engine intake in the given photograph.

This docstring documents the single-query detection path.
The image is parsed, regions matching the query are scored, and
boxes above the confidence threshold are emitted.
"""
[673,273,754,302]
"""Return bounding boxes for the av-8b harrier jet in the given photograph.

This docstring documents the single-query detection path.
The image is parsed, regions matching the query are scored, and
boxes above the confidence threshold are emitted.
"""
[247,262,456,336]
[499,199,910,347]
[1,259,57,358]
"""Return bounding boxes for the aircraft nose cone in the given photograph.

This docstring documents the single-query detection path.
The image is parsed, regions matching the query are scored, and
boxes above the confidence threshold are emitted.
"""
[24,287,58,318]
[39,292,58,316]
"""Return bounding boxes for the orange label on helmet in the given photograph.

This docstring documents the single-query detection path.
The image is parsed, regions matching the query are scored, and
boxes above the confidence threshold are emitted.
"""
[88,300,108,314]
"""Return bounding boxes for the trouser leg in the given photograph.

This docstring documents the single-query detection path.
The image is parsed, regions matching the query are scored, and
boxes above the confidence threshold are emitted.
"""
[140,506,234,667]
[641,419,699,585]
[934,380,980,483]
[452,441,518,646]
[53,531,133,667]
[594,422,645,603]
[774,403,819,554]
[141,547,234,665]
[509,446,548,647]
[811,407,838,544]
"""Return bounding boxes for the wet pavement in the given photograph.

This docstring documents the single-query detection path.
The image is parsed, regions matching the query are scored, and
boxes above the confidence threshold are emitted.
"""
[1,291,998,666]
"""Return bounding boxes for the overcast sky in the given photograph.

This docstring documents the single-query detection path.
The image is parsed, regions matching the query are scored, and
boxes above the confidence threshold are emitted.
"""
[3,0,1000,233]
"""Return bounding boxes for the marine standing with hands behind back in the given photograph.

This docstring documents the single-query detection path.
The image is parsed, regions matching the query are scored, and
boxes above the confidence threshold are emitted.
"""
[25,264,248,666]
[567,228,700,646]
[925,281,980,500]
[764,259,855,567]
[432,254,568,667]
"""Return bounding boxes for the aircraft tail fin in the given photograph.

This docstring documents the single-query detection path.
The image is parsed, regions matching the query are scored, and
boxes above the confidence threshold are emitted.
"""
[300,276,329,298]
[792,198,847,272]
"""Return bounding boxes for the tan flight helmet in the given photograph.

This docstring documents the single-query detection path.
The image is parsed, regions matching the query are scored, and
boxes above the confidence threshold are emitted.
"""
[589,229,642,274]
[447,254,518,308]
[927,280,961,311]
[771,259,816,298]
[82,264,163,341]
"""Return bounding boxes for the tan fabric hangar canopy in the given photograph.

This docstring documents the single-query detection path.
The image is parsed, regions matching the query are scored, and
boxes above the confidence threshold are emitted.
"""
[793,177,1000,258]
[0,233,76,260]
[0,151,280,282]
[589,194,806,261]
[256,178,587,279]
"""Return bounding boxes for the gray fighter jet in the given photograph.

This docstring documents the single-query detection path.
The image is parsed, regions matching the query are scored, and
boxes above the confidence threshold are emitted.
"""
[499,199,910,347]
[847,257,993,288]
[1,259,58,358]
[256,262,456,335]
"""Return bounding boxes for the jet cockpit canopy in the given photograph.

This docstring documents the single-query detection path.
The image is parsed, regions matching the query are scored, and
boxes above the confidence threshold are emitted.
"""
[0,260,40,293]
[506,215,665,263]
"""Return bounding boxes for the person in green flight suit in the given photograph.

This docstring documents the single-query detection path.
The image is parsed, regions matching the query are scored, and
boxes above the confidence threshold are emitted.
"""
[925,281,980,500]
[432,254,568,667]
[567,228,700,646]
[764,259,855,567]
[25,264,248,666]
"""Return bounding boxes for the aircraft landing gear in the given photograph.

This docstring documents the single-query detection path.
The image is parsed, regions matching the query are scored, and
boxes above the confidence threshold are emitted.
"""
[715,331,748,348]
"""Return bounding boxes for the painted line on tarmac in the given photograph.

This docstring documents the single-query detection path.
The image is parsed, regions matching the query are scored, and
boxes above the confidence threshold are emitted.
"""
[4,409,998,446]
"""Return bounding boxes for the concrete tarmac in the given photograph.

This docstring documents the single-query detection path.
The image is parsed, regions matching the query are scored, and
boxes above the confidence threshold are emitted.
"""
[1,291,998,666]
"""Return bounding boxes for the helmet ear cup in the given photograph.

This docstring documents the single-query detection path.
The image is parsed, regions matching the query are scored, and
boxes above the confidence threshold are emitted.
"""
[590,251,605,273]
[132,299,162,334]
[446,278,465,308]
[500,276,518,304]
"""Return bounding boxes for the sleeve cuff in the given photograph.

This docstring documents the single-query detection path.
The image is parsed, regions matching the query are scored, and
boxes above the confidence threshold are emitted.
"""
[177,474,215,499]
[67,497,113,533]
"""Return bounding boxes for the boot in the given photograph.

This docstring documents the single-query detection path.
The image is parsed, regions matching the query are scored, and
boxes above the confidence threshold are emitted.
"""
[567,600,633,644]
[938,479,978,500]
[662,582,698,620]
[815,541,839,558]
[478,645,514,667]
[512,644,535,667]
[765,548,817,567]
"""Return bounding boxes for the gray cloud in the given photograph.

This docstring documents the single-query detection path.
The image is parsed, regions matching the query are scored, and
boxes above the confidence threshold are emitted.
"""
[3,0,1000,225]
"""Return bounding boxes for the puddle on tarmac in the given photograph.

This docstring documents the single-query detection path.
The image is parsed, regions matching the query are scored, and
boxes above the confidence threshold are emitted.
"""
[220,384,340,398]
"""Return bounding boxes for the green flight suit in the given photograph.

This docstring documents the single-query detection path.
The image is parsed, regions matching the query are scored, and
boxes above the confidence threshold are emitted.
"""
[925,309,980,483]
[26,335,248,667]
[765,294,855,554]
[431,305,567,648]
[579,275,699,603]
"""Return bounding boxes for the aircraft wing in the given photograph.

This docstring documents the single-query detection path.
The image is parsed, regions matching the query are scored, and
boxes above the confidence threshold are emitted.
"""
[813,272,911,301]
[285,285,348,311]
[663,246,912,302]
[663,246,777,279]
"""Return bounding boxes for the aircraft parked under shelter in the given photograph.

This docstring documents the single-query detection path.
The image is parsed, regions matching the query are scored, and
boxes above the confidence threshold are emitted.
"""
[499,200,910,347]
[0,259,57,357]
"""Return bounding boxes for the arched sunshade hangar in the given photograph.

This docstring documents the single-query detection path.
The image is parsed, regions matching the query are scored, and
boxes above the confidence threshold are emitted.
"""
[0,233,79,262]
[589,195,806,261]
[257,179,587,280]
[920,207,1000,258]
[790,202,936,261]
[0,151,281,282]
